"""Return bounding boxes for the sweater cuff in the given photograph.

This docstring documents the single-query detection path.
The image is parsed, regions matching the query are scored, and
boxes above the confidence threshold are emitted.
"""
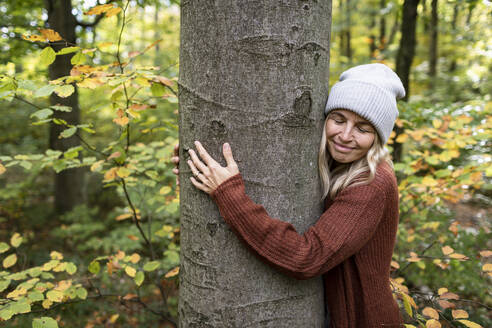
[210,173,246,205]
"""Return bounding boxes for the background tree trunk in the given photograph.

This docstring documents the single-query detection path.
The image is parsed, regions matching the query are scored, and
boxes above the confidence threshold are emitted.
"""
[45,0,85,215]
[178,0,331,326]
[448,3,459,72]
[393,0,420,163]
[428,0,438,87]
[379,0,387,52]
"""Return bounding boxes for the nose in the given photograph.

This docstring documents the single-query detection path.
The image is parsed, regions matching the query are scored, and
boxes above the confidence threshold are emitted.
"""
[338,124,353,142]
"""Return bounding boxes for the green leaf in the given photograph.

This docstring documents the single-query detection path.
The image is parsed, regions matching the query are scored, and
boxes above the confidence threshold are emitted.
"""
[39,47,56,66]
[3,254,17,268]
[31,108,54,120]
[70,52,85,65]
[151,83,166,97]
[143,261,160,272]
[59,127,77,139]
[0,309,14,320]
[54,85,74,98]
[134,271,144,286]
[57,46,80,55]
[10,300,31,314]
[0,242,9,254]
[402,294,413,318]
[0,279,10,292]
[28,290,44,302]
[75,287,87,300]
[32,317,59,328]
[10,233,22,248]
[19,161,32,170]
[65,262,77,275]
[34,85,56,98]
[50,105,72,112]
[88,261,100,274]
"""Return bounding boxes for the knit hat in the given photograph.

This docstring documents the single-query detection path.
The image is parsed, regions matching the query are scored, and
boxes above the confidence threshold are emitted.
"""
[324,63,405,144]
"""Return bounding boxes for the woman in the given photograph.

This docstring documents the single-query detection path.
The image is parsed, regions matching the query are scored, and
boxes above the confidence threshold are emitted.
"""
[172,63,405,327]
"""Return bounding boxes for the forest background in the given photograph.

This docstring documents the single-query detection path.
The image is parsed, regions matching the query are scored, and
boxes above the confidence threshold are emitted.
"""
[0,0,490,327]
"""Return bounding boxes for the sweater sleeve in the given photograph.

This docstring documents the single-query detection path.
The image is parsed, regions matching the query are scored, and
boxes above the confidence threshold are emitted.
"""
[210,173,387,280]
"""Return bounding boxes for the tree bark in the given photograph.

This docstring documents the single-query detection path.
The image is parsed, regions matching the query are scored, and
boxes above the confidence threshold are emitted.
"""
[428,0,438,86]
[178,0,331,326]
[45,0,85,215]
[394,0,420,163]
[344,0,352,62]
[369,3,377,58]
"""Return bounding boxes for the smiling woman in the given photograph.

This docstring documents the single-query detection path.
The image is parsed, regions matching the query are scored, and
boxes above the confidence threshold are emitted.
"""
[174,63,406,328]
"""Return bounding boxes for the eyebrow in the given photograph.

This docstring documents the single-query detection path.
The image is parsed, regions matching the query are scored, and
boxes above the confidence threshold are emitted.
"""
[330,111,372,125]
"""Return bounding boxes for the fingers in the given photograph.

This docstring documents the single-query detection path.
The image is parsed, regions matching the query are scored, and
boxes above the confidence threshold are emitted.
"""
[174,143,179,157]
[194,141,217,166]
[188,148,209,174]
[190,177,211,193]
[187,159,201,179]
[222,143,237,168]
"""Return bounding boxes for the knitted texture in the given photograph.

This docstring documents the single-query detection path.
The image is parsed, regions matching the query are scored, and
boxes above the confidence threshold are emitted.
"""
[324,63,405,144]
[211,161,402,328]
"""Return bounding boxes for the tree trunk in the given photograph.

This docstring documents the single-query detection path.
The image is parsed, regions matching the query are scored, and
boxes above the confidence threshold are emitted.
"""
[45,0,84,215]
[449,3,459,72]
[379,0,387,52]
[387,7,400,48]
[344,0,352,62]
[428,0,438,86]
[393,0,420,163]
[178,1,331,326]
[369,4,377,58]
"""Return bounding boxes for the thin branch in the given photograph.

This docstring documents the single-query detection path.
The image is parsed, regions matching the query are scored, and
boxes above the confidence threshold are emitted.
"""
[14,95,44,110]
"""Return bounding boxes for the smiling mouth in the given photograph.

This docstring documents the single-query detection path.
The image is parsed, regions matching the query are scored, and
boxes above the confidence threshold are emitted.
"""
[332,141,355,153]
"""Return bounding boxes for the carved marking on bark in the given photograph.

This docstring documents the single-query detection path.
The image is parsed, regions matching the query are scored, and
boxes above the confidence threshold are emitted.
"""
[235,35,294,60]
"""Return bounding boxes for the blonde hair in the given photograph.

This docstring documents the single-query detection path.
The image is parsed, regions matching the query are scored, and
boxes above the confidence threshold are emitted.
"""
[318,116,393,201]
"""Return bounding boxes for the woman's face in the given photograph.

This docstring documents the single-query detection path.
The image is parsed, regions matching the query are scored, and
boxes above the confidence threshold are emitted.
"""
[325,109,376,163]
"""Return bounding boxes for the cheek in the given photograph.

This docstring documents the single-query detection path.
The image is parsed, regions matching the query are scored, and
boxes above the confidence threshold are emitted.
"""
[358,134,375,151]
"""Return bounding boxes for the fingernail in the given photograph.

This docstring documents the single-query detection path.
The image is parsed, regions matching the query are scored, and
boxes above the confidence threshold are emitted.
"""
[224,143,230,150]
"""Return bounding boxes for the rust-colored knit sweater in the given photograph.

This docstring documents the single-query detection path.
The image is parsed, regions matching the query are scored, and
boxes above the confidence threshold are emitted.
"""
[210,161,402,328]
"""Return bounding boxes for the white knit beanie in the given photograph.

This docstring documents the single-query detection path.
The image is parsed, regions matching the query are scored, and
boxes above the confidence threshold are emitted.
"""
[324,63,405,144]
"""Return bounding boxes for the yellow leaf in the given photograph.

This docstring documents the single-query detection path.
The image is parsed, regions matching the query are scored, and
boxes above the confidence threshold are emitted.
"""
[46,290,64,302]
[437,288,448,295]
[482,263,492,272]
[85,4,113,15]
[125,266,136,278]
[50,251,63,260]
[105,7,122,17]
[113,109,129,126]
[55,279,72,291]
[115,213,132,221]
[42,299,52,309]
[129,253,140,264]
[77,78,103,89]
[104,167,118,181]
[390,261,400,270]
[441,246,454,256]
[432,119,442,129]
[39,28,62,41]
[422,176,438,187]
[7,287,27,299]
[160,186,172,195]
[449,253,468,260]
[457,320,483,328]
[396,133,409,143]
[164,266,179,278]
[90,160,104,172]
[404,325,417,328]
[438,300,455,309]
[3,253,17,268]
[425,319,441,328]
[22,34,47,42]
[422,307,440,319]
[451,309,469,319]
[54,85,75,98]
[116,167,131,178]
[110,314,119,323]
[116,250,126,260]
[10,233,23,248]
[0,163,5,175]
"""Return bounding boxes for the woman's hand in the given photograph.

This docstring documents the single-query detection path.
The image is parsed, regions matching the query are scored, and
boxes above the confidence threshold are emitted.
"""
[171,143,180,186]
[187,141,240,195]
